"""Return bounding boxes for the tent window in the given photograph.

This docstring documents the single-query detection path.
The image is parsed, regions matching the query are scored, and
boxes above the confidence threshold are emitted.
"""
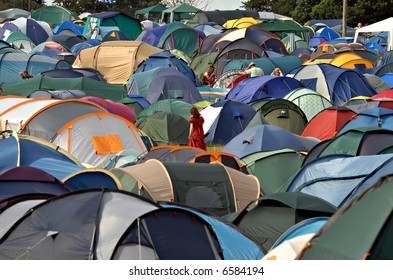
[92,134,124,155]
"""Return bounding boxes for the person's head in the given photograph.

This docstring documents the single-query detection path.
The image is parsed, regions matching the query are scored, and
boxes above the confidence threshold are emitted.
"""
[206,66,214,74]
[272,68,281,76]
[248,62,256,68]
[357,22,363,28]
[190,107,200,118]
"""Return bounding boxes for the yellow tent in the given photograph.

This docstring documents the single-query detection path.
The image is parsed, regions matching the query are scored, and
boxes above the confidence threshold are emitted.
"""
[329,52,374,69]
[223,17,260,29]
[73,41,162,84]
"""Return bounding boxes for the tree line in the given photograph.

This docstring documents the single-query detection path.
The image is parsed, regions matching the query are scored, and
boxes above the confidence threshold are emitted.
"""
[242,0,393,27]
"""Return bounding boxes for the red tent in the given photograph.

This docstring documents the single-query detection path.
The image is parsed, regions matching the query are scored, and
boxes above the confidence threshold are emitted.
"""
[301,106,357,141]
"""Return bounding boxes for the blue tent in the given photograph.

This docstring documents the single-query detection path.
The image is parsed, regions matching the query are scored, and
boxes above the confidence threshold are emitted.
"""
[134,52,199,86]
[135,24,169,47]
[310,36,327,48]
[316,27,340,41]
[380,73,393,88]
[286,153,393,207]
[162,204,264,259]
[338,108,393,134]
[226,76,303,103]
[290,63,376,105]
[201,100,256,145]
[0,19,50,45]
[271,217,329,249]
[221,124,320,158]
[71,39,101,57]
[53,21,84,36]
[127,67,202,104]
[0,132,83,179]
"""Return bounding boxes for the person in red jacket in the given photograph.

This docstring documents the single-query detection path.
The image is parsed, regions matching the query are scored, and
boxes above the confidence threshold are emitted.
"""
[203,66,217,87]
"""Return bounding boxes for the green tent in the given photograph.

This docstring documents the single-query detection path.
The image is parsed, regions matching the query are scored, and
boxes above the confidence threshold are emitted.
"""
[83,12,142,40]
[241,149,305,195]
[135,111,189,145]
[30,6,78,26]
[249,99,308,135]
[303,127,393,166]
[158,22,204,56]
[0,8,29,20]
[228,192,337,252]
[137,99,193,120]
[4,31,35,53]
[284,88,332,122]
[190,52,219,83]
[160,3,200,23]
[1,76,125,101]
[299,175,393,259]
[135,4,167,20]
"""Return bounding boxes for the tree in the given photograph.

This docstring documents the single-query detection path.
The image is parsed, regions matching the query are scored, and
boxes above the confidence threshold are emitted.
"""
[271,0,296,18]
[310,0,342,21]
[241,0,272,11]
[291,0,320,25]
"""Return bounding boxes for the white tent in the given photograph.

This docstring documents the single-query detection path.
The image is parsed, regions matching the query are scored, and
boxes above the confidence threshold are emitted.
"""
[354,17,393,50]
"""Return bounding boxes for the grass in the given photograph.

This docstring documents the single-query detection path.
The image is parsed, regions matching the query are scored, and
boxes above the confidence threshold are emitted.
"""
[206,144,224,152]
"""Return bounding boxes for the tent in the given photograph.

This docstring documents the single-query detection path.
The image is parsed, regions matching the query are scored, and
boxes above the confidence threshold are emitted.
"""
[137,99,193,120]
[227,192,337,252]
[83,12,142,40]
[286,153,393,207]
[0,17,52,45]
[221,124,320,158]
[354,17,393,51]
[4,31,35,53]
[0,98,147,167]
[338,107,393,134]
[298,174,393,259]
[115,159,260,216]
[301,106,357,141]
[135,4,167,21]
[158,22,205,56]
[160,3,200,23]
[224,17,260,29]
[1,76,125,101]
[0,166,69,201]
[248,98,308,135]
[28,89,87,99]
[0,8,29,20]
[190,151,247,173]
[134,145,204,165]
[80,96,136,123]
[201,100,256,145]
[0,131,84,180]
[0,189,161,260]
[30,6,78,26]
[288,63,376,105]
[53,21,84,36]
[134,112,189,145]
[303,127,393,166]
[192,10,260,25]
[126,67,202,104]
[73,41,162,84]
[161,204,264,260]
[284,88,332,121]
[241,148,305,195]
[226,76,303,103]
[134,52,199,86]
[0,52,70,84]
